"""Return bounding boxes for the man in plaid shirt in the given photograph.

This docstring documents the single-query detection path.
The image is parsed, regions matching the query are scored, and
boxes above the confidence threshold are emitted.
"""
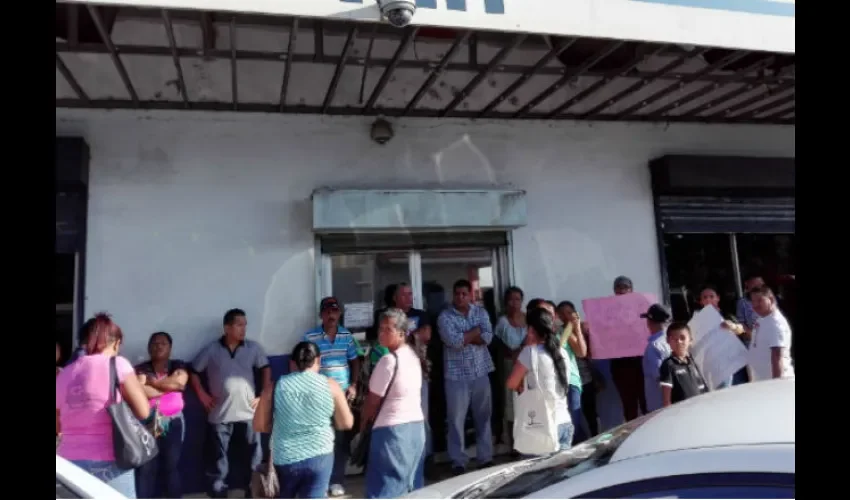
[437,279,495,474]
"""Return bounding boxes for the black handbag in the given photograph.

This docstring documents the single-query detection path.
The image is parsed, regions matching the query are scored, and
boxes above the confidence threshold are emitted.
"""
[107,356,159,469]
[350,352,398,468]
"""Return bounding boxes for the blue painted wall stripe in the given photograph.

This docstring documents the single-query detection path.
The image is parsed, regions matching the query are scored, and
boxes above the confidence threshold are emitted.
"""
[340,0,505,14]
[446,0,467,12]
[632,0,794,17]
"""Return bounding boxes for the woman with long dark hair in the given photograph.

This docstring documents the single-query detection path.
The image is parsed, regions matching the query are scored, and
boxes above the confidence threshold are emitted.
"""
[361,308,427,498]
[506,306,574,451]
[55,313,151,497]
[494,286,526,449]
[258,341,353,499]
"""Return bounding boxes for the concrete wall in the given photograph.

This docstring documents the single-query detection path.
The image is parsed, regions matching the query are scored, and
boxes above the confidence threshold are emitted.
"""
[55,109,795,363]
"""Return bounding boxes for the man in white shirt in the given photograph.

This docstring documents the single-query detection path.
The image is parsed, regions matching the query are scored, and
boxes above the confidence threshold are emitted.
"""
[747,286,795,381]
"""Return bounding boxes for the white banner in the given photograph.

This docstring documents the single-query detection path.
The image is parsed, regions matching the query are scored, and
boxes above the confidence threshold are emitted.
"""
[688,307,748,390]
[62,0,795,54]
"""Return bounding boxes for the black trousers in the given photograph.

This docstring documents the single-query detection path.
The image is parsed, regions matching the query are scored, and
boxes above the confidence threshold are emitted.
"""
[610,356,647,422]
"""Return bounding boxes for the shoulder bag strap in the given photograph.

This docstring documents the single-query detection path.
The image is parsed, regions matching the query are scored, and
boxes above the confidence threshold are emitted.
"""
[372,352,399,424]
[108,356,119,405]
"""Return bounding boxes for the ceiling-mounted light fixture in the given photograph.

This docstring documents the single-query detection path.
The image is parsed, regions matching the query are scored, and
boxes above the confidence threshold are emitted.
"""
[370,118,394,145]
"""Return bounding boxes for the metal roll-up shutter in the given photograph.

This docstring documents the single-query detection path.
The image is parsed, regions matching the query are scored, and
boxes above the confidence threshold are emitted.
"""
[657,196,795,234]
[320,231,509,254]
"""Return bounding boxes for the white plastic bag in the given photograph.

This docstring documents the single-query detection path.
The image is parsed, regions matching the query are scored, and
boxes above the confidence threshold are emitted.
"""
[513,347,559,455]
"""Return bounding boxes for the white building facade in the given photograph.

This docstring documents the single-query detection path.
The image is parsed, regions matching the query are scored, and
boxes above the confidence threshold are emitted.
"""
[55,1,795,483]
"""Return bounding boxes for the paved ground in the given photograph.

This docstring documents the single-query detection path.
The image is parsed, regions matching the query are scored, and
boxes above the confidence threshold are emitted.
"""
[185,454,518,499]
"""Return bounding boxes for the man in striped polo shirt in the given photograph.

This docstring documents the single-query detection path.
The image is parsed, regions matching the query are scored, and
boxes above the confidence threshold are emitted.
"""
[302,296,361,497]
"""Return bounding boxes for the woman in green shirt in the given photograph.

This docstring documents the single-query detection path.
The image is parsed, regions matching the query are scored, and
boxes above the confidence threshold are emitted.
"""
[555,301,589,445]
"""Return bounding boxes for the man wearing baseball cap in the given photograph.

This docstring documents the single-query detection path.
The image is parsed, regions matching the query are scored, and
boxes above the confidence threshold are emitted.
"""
[303,296,361,497]
[640,304,673,413]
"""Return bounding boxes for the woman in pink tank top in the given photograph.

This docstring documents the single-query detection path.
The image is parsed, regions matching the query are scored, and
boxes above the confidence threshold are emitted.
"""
[133,332,189,499]
[55,313,151,498]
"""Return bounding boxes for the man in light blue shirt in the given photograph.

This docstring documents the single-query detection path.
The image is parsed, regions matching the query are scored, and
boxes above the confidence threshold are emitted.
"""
[302,297,361,497]
[641,304,672,413]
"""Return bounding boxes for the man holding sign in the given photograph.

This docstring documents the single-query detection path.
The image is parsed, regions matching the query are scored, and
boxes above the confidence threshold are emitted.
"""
[582,276,652,423]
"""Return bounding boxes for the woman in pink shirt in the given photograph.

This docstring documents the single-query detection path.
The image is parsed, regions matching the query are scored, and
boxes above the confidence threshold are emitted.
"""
[55,313,150,498]
[360,308,426,499]
[134,332,189,499]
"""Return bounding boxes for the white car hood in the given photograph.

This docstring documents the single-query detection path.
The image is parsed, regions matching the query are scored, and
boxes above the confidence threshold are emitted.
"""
[405,461,536,499]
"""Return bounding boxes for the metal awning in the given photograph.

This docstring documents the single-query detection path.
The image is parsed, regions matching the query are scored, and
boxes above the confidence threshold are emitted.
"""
[55,2,795,125]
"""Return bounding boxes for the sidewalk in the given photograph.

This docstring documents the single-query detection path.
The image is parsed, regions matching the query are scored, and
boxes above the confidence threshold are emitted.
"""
[184,454,517,499]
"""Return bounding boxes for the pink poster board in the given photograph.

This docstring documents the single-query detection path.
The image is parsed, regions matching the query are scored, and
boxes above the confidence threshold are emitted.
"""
[582,293,657,359]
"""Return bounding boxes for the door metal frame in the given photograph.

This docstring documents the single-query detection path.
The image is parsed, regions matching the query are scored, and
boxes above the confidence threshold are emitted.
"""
[315,234,516,314]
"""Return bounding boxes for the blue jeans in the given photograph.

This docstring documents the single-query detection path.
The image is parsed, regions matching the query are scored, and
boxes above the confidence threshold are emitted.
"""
[331,428,352,486]
[567,385,587,445]
[208,420,262,498]
[558,422,575,451]
[366,421,426,499]
[413,381,432,490]
[136,413,185,499]
[732,367,750,385]
[72,460,136,498]
[445,375,493,468]
[275,453,333,499]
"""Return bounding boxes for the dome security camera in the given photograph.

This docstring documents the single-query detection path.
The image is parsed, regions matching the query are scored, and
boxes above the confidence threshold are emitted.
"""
[377,0,417,28]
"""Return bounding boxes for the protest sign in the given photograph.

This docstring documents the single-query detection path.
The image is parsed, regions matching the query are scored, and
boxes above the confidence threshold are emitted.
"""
[688,307,748,390]
[583,293,657,359]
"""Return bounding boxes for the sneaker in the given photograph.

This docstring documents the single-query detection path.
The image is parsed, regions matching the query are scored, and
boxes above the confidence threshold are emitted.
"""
[451,465,467,476]
[328,484,346,497]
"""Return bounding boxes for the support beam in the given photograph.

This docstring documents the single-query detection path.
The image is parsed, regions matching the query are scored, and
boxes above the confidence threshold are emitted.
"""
[56,42,785,85]
[359,24,379,104]
[56,53,90,103]
[613,50,752,118]
[545,44,667,119]
[514,40,626,119]
[402,31,471,116]
[732,92,795,121]
[87,5,139,106]
[67,4,79,47]
[230,17,238,110]
[364,26,419,113]
[578,47,705,118]
[440,33,527,117]
[200,11,215,58]
[322,26,358,113]
[161,10,189,108]
[314,21,324,62]
[477,36,577,118]
[279,17,299,111]
[641,57,781,119]
[697,80,795,119]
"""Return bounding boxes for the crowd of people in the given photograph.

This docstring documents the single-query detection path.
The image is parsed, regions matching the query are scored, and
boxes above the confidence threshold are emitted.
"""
[55,273,794,499]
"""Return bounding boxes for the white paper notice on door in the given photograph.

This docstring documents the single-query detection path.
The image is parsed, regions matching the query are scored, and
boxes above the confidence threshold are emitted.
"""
[344,302,374,329]
[688,307,748,390]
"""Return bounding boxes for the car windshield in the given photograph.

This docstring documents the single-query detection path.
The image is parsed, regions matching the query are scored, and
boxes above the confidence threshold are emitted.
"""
[453,412,657,499]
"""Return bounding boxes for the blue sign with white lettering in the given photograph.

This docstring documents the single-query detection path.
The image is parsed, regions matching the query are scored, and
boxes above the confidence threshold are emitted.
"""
[341,0,505,15]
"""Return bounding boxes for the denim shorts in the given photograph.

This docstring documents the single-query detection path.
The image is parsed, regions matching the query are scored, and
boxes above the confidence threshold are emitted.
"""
[71,460,137,498]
